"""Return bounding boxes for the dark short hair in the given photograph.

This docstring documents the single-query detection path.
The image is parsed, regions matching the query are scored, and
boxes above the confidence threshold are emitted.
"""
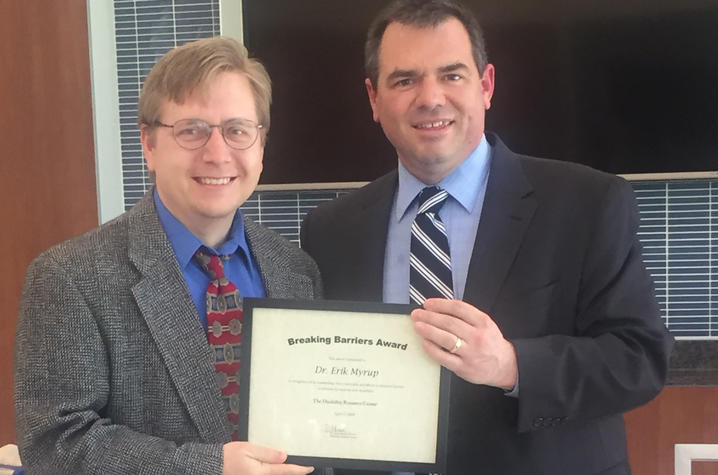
[365,0,489,88]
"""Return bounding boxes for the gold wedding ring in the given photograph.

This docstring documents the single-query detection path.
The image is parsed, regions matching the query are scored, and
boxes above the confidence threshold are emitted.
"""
[450,336,463,354]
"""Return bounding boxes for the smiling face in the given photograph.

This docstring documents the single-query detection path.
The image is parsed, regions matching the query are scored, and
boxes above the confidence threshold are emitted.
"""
[366,18,495,184]
[141,71,263,241]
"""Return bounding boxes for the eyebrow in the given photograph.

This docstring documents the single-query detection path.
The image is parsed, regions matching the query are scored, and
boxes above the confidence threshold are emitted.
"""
[384,62,471,83]
[385,68,420,83]
[438,62,470,74]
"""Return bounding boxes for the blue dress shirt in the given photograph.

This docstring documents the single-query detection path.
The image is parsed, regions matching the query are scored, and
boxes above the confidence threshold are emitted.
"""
[154,191,266,331]
[385,136,513,475]
[383,135,491,304]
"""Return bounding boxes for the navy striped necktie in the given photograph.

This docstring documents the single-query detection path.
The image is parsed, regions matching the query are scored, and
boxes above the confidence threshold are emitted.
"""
[409,186,454,305]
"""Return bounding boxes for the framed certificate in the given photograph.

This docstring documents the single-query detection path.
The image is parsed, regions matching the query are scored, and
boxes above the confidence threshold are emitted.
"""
[239,298,450,473]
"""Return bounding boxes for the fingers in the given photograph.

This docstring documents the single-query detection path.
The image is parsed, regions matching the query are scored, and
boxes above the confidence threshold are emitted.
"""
[411,298,485,350]
[419,334,463,372]
[413,317,464,354]
[416,298,488,326]
[223,442,314,475]
[244,443,315,474]
[243,442,288,464]
[409,298,518,389]
[263,463,315,475]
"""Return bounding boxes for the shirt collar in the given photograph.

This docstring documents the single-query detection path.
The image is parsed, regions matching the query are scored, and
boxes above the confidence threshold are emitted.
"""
[394,134,491,221]
[153,189,250,268]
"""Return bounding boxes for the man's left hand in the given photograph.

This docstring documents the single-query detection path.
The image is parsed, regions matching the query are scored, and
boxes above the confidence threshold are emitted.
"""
[411,298,518,390]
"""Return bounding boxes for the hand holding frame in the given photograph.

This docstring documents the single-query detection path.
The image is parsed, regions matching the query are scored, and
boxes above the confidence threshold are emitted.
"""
[411,298,518,391]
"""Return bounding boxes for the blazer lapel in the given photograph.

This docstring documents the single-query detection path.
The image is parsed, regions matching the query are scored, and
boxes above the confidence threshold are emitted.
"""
[349,172,397,302]
[464,135,537,313]
[127,193,228,442]
[244,218,315,298]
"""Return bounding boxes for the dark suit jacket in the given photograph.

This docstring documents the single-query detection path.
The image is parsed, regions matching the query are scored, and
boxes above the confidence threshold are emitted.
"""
[301,134,673,475]
[14,191,322,475]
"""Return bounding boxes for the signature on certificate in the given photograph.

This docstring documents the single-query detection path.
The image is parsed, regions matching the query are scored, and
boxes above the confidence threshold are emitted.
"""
[322,423,358,439]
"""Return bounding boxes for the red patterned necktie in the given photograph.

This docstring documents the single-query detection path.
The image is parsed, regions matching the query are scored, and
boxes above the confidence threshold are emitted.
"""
[194,248,243,440]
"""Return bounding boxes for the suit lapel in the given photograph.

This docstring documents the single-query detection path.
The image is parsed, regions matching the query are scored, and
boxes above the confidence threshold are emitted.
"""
[127,193,228,442]
[244,218,315,298]
[350,172,397,301]
[464,136,537,313]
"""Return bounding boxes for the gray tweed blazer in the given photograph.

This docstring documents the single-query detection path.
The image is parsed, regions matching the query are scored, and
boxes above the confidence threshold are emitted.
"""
[14,191,322,475]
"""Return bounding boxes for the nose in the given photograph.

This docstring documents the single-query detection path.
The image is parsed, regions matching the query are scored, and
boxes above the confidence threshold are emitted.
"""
[415,76,446,111]
[201,125,231,162]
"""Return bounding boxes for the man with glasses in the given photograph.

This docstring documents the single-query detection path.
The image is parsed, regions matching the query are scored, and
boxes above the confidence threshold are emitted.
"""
[301,0,673,473]
[15,37,319,475]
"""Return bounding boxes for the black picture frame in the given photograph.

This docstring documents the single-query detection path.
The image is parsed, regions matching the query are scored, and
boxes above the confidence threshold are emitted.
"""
[239,298,450,473]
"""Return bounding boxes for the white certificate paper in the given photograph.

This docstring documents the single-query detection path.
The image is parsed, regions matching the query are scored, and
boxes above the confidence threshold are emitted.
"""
[239,299,448,472]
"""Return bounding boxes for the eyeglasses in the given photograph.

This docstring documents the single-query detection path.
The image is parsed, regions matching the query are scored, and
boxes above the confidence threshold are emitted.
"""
[154,118,263,150]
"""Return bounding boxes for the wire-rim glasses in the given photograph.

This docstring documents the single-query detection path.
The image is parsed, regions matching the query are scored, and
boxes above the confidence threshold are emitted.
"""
[154,118,263,150]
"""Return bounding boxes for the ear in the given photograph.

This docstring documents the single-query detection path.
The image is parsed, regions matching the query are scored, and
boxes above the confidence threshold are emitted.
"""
[258,143,265,166]
[140,126,156,172]
[479,63,496,111]
[365,78,380,123]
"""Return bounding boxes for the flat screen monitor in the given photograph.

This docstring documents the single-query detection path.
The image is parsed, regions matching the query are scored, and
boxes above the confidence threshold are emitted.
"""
[244,0,718,184]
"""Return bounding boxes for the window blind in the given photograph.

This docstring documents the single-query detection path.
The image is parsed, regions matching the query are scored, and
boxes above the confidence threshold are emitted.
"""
[634,181,717,338]
[114,0,221,209]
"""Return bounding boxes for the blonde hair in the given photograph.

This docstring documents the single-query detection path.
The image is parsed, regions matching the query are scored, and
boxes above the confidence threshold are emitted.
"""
[138,36,271,142]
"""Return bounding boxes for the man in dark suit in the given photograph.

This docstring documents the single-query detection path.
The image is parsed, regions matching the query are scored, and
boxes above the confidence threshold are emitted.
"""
[301,1,673,473]
[15,37,318,475]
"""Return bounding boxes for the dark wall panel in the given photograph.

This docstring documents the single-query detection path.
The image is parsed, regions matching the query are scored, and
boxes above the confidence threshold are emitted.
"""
[245,0,718,183]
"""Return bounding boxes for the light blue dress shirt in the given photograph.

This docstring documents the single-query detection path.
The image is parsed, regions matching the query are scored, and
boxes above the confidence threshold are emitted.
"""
[386,137,491,475]
[383,135,491,304]
[154,190,266,331]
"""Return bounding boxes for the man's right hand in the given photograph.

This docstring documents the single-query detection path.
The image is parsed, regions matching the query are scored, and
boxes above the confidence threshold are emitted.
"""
[222,442,314,475]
